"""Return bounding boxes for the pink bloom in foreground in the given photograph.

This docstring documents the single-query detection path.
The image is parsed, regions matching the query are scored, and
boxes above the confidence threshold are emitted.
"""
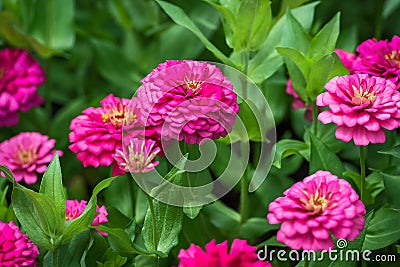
[267,170,366,251]
[335,48,357,73]
[317,74,400,146]
[353,35,400,88]
[69,94,134,176]
[66,200,108,236]
[285,79,313,122]
[113,137,160,173]
[138,60,239,144]
[0,221,39,266]
[177,239,271,267]
[0,132,62,184]
[0,48,45,127]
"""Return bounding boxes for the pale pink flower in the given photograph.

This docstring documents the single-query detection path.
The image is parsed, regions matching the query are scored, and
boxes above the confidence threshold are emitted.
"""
[267,170,366,251]
[69,94,134,176]
[113,138,160,173]
[66,200,108,236]
[137,60,239,144]
[353,35,400,88]
[0,132,62,184]
[177,239,271,267]
[0,221,39,266]
[285,79,313,122]
[0,48,45,127]
[317,74,400,146]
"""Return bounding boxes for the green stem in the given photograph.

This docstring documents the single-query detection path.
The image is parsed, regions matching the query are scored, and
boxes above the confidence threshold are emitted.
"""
[240,141,249,224]
[312,101,318,134]
[360,146,366,203]
[52,248,58,267]
[146,193,159,267]
[241,50,250,99]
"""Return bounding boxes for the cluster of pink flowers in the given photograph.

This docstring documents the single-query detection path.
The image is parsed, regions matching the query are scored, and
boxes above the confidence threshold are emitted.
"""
[0,48,45,127]
[65,200,108,236]
[0,221,39,266]
[69,60,239,174]
[267,170,365,251]
[177,239,271,267]
[0,132,62,184]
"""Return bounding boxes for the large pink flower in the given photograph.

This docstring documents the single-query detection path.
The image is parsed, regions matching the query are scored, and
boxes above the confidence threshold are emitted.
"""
[267,170,366,251]
[0,48,45,127]
[317,74,400,146]
[0,132,62,184]
[0,221,39,266]
[66,200,108,236]
[137,60,239,144]
[69,94,134,175]
[353,35,400,88]
[177,239,271,267]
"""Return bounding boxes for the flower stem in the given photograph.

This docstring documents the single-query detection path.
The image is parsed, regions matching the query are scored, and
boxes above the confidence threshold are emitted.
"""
[359,146,366,203]
[312,101,318,134]
[241,50,250,99]
[146,193,159,267]
[240,141,249,224]
[52,248,58,267]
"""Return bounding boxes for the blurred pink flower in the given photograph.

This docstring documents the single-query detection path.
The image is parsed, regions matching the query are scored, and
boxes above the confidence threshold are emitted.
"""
[285,79,313,122]
[0,48,45,127]
[335,48,357,73]
[137,60,239,144]
[66,200,108,236]
[353,35,400,88]
[0,132,62,184]
[0,221,39,266]
[317,74,400,146]
[69,94,133,176]
[113,137,160,173]
[267,170,365,251]
[177,239,271,267]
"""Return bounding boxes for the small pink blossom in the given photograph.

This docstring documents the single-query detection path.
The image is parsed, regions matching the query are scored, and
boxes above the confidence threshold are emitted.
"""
[177,239,271,267]
[317,74,400,146]
[0,132,62,184]
[0,221,39,266]
[353,35,400,88]
[0,48,45,127]
[285,79,313,122]
[137,60,239,144]
[66,200,108,236]
[267,170,366,251]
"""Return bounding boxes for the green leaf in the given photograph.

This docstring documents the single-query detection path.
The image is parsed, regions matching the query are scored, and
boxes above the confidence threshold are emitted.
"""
[238,217,279,239]
[235,100,267,142]
[85,232,108,267]
[382,173,400,209]
[281,10,310,53]
[156,0,234,66]
[309,130,345,176]
[183,205,203,220]
[363,208,400,250]
[379,145,400,159]
[276,47,310,80]
[62,177,117,244]
[308,13,340,60]
[305,54,335,100]
[40,153,66,220]
[273,139,310,168]
[233,0,272,52]
[56,230,91,267]
[203,201,240,234]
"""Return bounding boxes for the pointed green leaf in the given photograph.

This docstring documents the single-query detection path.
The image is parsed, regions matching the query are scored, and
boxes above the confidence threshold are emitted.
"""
[276,47,310,79]
[281,10,310,53]
[379,144,400,159]
[273,139,310,168]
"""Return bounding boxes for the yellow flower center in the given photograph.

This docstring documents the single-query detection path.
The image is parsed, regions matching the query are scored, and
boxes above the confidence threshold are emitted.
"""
[102,103,136,129]
[183,79,203,95]
[302,193,329,215]
[385,50,400,69]
[17,146,36,165]
[351,85,377,107]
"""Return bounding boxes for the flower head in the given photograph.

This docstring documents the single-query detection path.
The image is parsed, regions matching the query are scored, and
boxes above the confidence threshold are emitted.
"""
[0,48,45,127]
[0,221,39,266]
[113,138,160,173]
[66,200,108,236]
[353,35,400,88]
[177,239,271,267]
[267,170,365,251]
[69,94,133,175]
[285,79,313,122]
[0,132,62,184]
[317,74,400,146]
[137,60,239,145]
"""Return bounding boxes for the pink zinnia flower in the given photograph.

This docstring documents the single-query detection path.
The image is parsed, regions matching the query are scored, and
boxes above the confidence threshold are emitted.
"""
[285,79,313,122]
[0,221,39,266]
[66,200,108,236]
[353,35,400,88]
[113,137,160,173]
[0,48,45,127]
[0,132,62,184]
[137,60,239,144]
[335,48,357,73]
[317,74,400,146]
[267,170,366,251]
[177,239,271,267]
[69,94,136,176]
